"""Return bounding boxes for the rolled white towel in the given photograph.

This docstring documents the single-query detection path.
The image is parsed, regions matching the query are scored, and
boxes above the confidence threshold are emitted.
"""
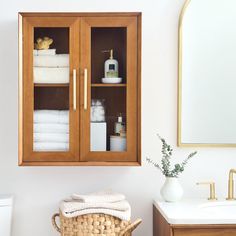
[36,49,56,56]
[71,190,126,203]
[34,133,69,143]
[34,110,69,124]
[34,142,69,151]
[34,54,69,67]
[34,67,69,84]
[34,123,69,133]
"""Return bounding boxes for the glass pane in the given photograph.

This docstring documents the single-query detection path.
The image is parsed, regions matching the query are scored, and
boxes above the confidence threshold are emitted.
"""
[90,27,127,152]
[33,27,70,152]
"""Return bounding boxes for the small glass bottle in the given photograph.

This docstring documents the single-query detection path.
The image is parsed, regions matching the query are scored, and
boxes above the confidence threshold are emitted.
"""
[114,114,125,135]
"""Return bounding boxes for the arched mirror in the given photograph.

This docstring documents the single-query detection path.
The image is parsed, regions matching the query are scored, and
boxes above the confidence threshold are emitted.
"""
[178,0,236,146]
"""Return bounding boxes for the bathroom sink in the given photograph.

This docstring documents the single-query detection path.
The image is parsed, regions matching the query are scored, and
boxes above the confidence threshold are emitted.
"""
[154,199,236,224]
[199,201,236,217]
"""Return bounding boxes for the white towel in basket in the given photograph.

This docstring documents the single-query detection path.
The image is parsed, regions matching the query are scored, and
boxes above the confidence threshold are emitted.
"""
[60,203,131,221]
[61,199,130,212]
[71,190,125,203]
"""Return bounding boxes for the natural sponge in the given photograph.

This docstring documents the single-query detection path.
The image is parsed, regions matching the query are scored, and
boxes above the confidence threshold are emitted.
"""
[34,37,53,50]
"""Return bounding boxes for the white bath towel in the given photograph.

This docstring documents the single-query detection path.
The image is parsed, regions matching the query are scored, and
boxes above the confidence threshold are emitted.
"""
[36,49,56,56]
[61,199,130,212]
[34,54,69,67]
[34,110,69,124]
[33,50,38,56]
[34,123,69,133]
[71,190,126,203]
[34,133,69,143]
[34,142,69,151]
[34,67,69,84]
[60,206,131,221]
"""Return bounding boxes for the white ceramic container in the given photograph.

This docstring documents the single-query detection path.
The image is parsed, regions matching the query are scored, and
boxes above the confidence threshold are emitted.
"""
[160,177,183,202]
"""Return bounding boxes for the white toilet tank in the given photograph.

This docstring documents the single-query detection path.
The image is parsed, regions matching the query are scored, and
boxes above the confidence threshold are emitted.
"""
[0,195,13,236]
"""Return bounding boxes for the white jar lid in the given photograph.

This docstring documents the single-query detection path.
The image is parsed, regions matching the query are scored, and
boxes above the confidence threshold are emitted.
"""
[0,195,13,206]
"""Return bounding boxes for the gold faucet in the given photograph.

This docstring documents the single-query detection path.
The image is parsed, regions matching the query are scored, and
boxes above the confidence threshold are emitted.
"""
[196,182,217,201]
[226,169,236,200]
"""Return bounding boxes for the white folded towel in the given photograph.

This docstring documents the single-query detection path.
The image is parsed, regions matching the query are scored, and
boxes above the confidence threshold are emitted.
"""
[34,133,69,143]
[34,142,69,151]
[34,110,69,124]
[34,123,69,133]
[34,67,69,84]
[34,54,69,67]
[33,50,38,56]
[61,199,130,212]
[36,49,56,56]
[71,190,126,203]
[60,205,131,221]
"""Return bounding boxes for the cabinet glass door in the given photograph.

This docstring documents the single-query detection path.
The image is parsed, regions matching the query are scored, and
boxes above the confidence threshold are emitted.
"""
[22,17,79,162]
[80,17,138,162]
[33,27,70,152]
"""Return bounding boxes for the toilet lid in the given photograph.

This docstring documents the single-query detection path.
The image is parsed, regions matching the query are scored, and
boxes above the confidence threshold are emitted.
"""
[0,195,13,206]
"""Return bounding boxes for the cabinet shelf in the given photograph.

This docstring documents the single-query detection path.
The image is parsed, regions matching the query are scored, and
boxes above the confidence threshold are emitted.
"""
[91,83,126,87]
[34,83,69,87]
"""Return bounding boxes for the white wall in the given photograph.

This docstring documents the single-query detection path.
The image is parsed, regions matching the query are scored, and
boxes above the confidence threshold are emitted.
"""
[0,0,235,236]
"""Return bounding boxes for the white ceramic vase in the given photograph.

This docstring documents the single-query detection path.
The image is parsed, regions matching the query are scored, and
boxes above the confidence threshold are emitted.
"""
[160,177,183,202]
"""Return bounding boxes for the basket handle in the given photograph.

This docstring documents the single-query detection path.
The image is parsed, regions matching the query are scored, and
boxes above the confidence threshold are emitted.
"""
[52,213,61,233]
[119,219,142,236]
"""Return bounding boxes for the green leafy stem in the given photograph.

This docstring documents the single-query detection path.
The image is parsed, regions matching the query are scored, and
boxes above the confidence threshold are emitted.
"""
[146,134,197,177]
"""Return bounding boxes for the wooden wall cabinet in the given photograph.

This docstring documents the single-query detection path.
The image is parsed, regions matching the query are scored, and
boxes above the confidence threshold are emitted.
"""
[153,205,236,236]
[18,13,141,166]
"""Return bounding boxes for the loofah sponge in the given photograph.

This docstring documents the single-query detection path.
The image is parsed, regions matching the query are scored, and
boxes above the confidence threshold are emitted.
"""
[34,37,53,50]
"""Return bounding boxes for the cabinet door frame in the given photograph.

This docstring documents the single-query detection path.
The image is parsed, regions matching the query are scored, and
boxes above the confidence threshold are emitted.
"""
[19,14,80,164]
[80,16,141,163]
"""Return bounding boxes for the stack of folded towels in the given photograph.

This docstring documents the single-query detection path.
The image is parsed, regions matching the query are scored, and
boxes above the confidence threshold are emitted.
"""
[33,49,69,84]
[33,110,69,151]
[60,190,131,221]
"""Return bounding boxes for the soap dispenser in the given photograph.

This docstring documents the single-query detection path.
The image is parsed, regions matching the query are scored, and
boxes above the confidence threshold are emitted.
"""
[104,49,119,78]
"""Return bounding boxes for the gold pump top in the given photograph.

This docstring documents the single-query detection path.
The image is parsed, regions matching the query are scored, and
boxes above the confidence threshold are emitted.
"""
[102,49,114,59]
[110,49,113,59]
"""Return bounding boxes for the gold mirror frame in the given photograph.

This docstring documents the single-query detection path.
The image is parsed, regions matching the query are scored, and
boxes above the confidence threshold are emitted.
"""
[177,0,236,147]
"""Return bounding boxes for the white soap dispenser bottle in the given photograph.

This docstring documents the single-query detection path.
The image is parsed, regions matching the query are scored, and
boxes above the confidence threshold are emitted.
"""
[104,49,119,78]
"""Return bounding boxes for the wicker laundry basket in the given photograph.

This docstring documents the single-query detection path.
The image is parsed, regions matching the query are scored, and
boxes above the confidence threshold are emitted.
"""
[52,211,142,236]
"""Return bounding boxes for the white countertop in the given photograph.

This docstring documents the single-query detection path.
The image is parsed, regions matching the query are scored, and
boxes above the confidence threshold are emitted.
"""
[154,199,236,225]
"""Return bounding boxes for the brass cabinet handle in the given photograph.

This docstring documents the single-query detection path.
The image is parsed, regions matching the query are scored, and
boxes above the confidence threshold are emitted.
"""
[84,68,88,110]
[73,69,77,111]
[196,182,217,201]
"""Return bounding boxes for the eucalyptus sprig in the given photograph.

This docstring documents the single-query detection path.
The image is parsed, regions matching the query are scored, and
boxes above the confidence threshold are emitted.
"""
[146,134,197,178]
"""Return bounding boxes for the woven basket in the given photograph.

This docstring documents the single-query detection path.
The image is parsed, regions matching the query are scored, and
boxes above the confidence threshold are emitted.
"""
[52,211,142,236]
